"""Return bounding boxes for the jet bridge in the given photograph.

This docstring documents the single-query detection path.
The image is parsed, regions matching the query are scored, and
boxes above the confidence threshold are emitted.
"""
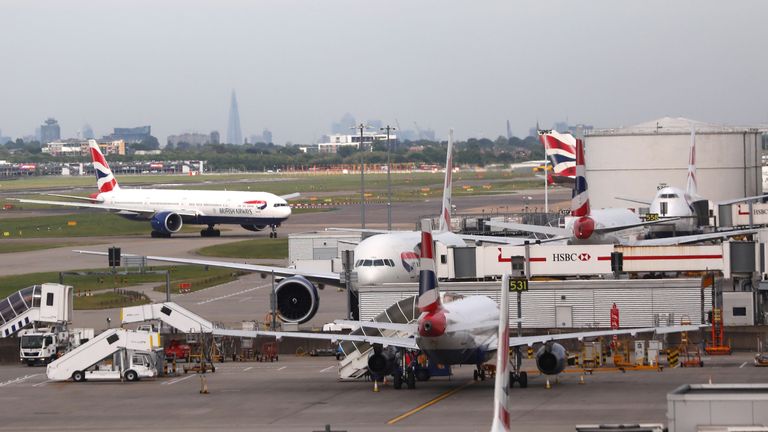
[46,328,159,381]
[0,284,72,337]
[121,302,213,333]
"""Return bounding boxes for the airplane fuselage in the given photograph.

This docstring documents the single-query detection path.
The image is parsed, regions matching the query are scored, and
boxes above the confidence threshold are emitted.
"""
[353,231,466,285]
[96,189,291,227]
[648,186,698,234]
[416,295,500,365]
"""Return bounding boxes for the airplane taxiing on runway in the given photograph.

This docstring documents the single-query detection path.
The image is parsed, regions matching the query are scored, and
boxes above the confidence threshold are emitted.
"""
[78,129,533,325]
[13,140,296,238]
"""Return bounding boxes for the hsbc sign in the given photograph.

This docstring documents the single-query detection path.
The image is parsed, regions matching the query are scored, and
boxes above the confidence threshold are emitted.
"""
[552,252,592,262]
[482,244,613,277]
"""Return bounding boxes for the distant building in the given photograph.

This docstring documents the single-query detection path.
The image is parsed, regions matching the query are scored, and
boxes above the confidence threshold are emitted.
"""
[167,133,214,147]
[82,124,94,140]
[226,90,243,144]
[43,139,125,157]
[210,131,220,145]
[249,128,274,144]
[40,118,61,144]
[317,132,397,153]
[331,113,356,134]
[102,126,151,144]
[0,129,10,144]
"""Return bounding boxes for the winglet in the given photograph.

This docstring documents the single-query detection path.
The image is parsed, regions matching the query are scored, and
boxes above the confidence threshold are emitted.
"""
[438,129,454,233]
[490,274,511,432]
[417,219,440,312]
[89,139,119,193]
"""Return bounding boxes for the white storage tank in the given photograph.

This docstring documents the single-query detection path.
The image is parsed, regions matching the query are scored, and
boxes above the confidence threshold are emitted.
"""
[585,117,762,209]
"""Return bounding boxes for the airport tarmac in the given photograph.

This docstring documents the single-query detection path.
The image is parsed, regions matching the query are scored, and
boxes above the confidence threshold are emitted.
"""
[0,353,761,431]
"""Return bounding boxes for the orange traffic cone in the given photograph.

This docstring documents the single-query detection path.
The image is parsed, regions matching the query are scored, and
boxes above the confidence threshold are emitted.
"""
[373,380,380,392]
[545,379,551,389]
[199,374,209,394]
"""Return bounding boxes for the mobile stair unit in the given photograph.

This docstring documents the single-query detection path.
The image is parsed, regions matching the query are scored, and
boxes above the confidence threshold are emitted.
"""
[337,296,418,380]
[46,328,160,382]
[0,284,72,338]
[121,302,214,333]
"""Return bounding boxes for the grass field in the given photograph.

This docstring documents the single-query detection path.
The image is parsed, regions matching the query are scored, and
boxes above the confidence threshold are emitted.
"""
[73,290,151,310]
[0,242,82,254]
[0,212,203,238]
[195,238,288,259]
[0,265,243,300]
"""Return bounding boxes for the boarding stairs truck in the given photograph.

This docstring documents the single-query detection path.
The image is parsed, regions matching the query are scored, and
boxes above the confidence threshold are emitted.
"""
[0,284,72,338]
[121,302,214,333]
[46,328,160,382]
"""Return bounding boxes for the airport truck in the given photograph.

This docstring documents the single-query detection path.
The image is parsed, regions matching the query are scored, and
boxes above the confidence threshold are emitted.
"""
[19,327,94,366]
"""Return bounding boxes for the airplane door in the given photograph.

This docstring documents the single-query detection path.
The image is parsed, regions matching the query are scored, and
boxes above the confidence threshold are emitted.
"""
[555,306,573,328]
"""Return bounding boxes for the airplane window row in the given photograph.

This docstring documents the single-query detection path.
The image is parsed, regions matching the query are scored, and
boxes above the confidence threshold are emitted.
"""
[355,259,396,267]
[274,203,289,207]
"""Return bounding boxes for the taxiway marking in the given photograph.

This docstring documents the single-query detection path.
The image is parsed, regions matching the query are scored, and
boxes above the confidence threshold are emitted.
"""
[740,361,748,368]
[387,380,475,425]
[163,374,196,385]
[196,284,269,305]
[244,366,253,371]
[320,365,335,373]
[277,366,287,371]
[0,374,41,387]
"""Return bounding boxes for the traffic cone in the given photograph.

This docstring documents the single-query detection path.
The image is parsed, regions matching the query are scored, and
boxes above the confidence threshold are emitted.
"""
[708,376,712,385]
[545,379,551,389]
[199,374,209,394]
[579,374,585,385]
[373,380,380,392]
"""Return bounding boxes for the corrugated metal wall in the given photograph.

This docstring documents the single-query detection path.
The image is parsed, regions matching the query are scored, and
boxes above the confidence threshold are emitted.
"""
[359,279,712,328]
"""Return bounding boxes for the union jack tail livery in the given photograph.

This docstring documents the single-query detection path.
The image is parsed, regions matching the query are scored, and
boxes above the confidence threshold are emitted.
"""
[571,138,590,217]
[489,274,512,432]
[417,219,440,313]
[686,128,698,197]
[89,140,120,193]
[438,129,454,233]
[540,130,576,183]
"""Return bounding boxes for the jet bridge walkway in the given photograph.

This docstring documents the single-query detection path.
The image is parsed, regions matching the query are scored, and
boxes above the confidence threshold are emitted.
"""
[121,302,214,333]
[46,328,159,381]
[337,295,418,380]
[0,284,72,337]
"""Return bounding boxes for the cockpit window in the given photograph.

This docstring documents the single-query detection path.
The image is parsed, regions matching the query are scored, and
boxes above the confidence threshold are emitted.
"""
[355,260,362,267]
[273,203,289,207]
[362,259,373,267]
[385,259,395,267]
[373,259,384,267]
[660,193,678,199]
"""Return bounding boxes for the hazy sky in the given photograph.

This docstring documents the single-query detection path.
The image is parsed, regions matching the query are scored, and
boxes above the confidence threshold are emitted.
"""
[2,0,767,144]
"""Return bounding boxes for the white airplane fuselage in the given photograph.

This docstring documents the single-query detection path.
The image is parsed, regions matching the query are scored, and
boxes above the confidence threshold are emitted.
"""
[648,186,699,234]
[96,189,291,227]
[416,295,500,365]
[352,231,466,285]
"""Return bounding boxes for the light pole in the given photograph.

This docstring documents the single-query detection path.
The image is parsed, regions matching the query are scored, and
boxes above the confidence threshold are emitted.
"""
[351,123,371,228]
[381,125,396,231]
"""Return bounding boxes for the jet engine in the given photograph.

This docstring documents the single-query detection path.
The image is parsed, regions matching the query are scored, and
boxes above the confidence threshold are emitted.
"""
[150,211,183,234]
[535,342,568,375]
[274,276,319,324]
[367,345,397,377]
[241,224,267,232]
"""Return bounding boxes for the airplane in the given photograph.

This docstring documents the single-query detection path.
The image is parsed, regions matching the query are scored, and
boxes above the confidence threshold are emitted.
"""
[76,130,531,324]
[205,219,704,390]
[539,129,576,185]
[617,128,768,237]
[11,140,295,238]
[487,138,761,246]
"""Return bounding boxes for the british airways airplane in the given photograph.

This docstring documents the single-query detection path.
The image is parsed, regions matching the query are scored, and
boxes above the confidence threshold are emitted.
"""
[14,140,295,238]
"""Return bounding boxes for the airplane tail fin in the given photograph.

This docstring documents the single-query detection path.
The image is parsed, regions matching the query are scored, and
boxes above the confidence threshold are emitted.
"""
[417,219,441,313]
[490,274,512,432]
[438,129,454,233]
[686,127,698,197]
[571,138,590,217]
[89,140,120,193]
[540,130,576,182]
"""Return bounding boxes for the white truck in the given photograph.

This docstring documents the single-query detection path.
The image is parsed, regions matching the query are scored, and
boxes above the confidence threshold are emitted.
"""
[47,328,161,382]
[20,327,94,366]
[74,349,158,382]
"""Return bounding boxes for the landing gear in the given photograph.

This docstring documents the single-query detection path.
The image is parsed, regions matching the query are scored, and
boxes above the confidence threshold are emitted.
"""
[406,368,416,389]
[269,225,278,238]
[393,349,418,390]
[509,371,528,388]
[151,231,171,238]
[200,225,221,237]
[473,366,487,381]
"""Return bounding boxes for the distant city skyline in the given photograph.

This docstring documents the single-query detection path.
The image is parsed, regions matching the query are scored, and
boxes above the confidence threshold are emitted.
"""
[2,1,767,144]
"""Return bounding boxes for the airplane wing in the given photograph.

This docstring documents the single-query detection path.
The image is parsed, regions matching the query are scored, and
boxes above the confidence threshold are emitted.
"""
[74,250,343,288]
[508,324,705,347]
[457,233,568,245]
[280,192,301,200]
[212,328,419,350]
[10,198,153,214]
[485,221,571,237]
[629,228,761,246]
[44,193,103,202]
[717,193,768,206]
[593,217,680,235]
[334,320,417,334]
[615,196,652,206]
[327,227,391,235]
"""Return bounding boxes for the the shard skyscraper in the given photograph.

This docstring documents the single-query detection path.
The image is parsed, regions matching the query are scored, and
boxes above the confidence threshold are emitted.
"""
[227,90,243,145]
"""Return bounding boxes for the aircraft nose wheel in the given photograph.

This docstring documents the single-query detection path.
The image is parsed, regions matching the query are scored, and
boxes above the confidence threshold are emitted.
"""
[269,225,278,238]
[509,371,528,388]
